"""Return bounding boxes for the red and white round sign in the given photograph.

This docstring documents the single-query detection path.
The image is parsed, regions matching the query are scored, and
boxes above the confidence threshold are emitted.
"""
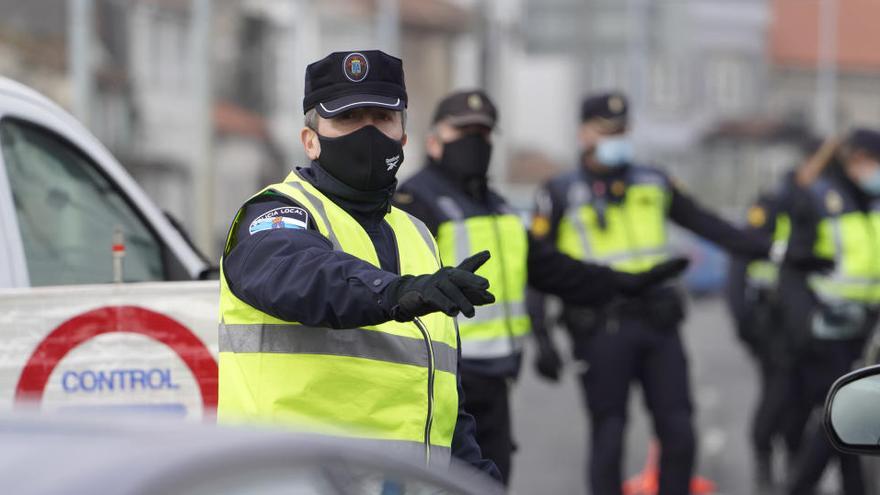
[15,306,217,418]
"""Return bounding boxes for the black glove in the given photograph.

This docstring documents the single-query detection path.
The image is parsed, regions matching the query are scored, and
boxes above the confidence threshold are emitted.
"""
[783,251,835,273]
[534,338,563,382]
[610,257,690,297]
[386,250,496,322]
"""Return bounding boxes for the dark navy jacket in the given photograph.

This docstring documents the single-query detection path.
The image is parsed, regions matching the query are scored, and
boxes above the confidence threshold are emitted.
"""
[395,164,621,378]
[222,164,501,480]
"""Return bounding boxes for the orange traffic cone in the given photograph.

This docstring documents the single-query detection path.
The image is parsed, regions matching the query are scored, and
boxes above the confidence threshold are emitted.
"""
[623,441,717,495]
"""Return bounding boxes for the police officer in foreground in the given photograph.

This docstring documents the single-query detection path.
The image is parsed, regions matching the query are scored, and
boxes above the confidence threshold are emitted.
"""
[393,90,690,484]
[782,129,880,495]
[526,92,823,495]
[217,50,500,480]
[726,173,811,493]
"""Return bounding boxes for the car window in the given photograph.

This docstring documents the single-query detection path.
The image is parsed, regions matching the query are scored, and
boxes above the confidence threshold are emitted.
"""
[0,118,164,286]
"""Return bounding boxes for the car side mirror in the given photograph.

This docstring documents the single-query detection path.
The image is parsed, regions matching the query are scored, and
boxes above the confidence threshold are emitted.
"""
[163,211,219,280]
[825,364,880,455]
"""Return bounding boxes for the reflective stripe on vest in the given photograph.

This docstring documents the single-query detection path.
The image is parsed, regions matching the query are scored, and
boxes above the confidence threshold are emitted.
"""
[557,179,671,273]
[218,171,458,467]
[810,211,880,303]
[434,197,530,359]
[219,322,457,374]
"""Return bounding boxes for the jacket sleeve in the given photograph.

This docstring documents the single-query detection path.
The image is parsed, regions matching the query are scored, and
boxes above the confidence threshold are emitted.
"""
[526,180,569,341]
[222,197,399,329]
[451,335,503,482]
[526,234,616,306]
[668,182,772,259]
[778,186,821,343]
[725,254,750,327]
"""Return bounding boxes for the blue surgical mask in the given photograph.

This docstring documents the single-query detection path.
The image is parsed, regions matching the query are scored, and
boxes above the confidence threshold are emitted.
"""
[857,164,880,196]
[594,136,633,168]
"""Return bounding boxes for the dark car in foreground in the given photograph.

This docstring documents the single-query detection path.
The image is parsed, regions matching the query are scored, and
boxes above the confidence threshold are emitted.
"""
[0,412,503,495]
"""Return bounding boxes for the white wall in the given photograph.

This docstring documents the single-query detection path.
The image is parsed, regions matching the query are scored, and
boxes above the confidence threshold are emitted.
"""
[507,55,578,165]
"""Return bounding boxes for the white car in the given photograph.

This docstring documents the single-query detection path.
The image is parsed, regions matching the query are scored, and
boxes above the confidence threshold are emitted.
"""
[0,77,219,419]
[0,77,213,287]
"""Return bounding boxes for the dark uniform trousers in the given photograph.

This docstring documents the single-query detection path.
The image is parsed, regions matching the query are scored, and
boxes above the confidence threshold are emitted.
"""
[788,337,867,495]
[461,372,513,484]
[751,346,808,460]
[575,307,695,495]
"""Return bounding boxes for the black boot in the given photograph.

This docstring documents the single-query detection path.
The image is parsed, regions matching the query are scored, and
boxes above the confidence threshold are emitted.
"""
[756,451,775,494]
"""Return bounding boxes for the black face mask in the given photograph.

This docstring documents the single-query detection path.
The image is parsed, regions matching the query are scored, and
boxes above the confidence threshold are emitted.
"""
[439,134,492,180]
[317,125,404,191]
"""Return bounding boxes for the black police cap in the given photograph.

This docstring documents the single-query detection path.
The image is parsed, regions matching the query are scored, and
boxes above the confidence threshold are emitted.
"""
[580,92,628,126]
[303,50,407,118]
[432,90,497,129]
[847,128,880,158]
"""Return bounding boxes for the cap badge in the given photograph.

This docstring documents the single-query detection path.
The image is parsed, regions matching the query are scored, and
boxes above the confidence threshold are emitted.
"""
[343,52,369,83]
[608,96,624,114]
[468,94,483,110]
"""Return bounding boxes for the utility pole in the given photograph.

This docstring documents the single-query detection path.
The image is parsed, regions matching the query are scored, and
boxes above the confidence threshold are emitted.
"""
[375,0,400,57]
[816,0,838,135]
[627,0,650,149]
[68,0,94,127]
[190,0,215,258]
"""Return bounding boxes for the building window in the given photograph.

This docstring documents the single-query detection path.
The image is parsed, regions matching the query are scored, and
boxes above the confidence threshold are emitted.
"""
[707,55,748,114]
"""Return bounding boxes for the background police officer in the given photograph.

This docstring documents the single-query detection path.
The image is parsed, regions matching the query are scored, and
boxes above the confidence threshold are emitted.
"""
[528,92,783,495]
[217,50,501,480]
[726,171,812,493]
[393,90,689,484]
[781,129,880,495]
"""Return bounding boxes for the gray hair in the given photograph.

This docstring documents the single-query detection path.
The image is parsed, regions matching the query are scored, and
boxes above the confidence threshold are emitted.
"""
[304,108,320,130]
[303,108,407,131]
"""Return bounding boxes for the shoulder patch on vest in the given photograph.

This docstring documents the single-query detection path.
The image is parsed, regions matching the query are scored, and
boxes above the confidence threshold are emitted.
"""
[747,205,767,228]
[630,168,667,187]
[531,214,551,238]
[249,207,309,235]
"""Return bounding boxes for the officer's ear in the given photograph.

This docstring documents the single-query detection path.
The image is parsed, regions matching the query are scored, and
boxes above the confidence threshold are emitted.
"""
[301,126,321,160]
[425,129,443,161]
[578,122,601,150]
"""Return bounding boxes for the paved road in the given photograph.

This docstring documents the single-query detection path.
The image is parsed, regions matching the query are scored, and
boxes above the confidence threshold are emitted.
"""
[508,296,844,495]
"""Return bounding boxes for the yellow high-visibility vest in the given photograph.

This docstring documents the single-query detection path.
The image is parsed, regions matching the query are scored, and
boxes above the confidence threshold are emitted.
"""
[435,210,529,360]
[557,171,671,273]
[809,178,880,304]
[217,170,459,468]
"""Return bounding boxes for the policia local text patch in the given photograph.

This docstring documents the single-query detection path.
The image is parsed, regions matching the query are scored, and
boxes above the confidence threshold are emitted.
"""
[249,207,309,235]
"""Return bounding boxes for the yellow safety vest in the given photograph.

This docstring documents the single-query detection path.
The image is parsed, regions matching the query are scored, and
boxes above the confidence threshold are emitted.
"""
[809,179,880,304]
[217,171,459,468]
[557,171,671,273]
[436,211,529,360]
